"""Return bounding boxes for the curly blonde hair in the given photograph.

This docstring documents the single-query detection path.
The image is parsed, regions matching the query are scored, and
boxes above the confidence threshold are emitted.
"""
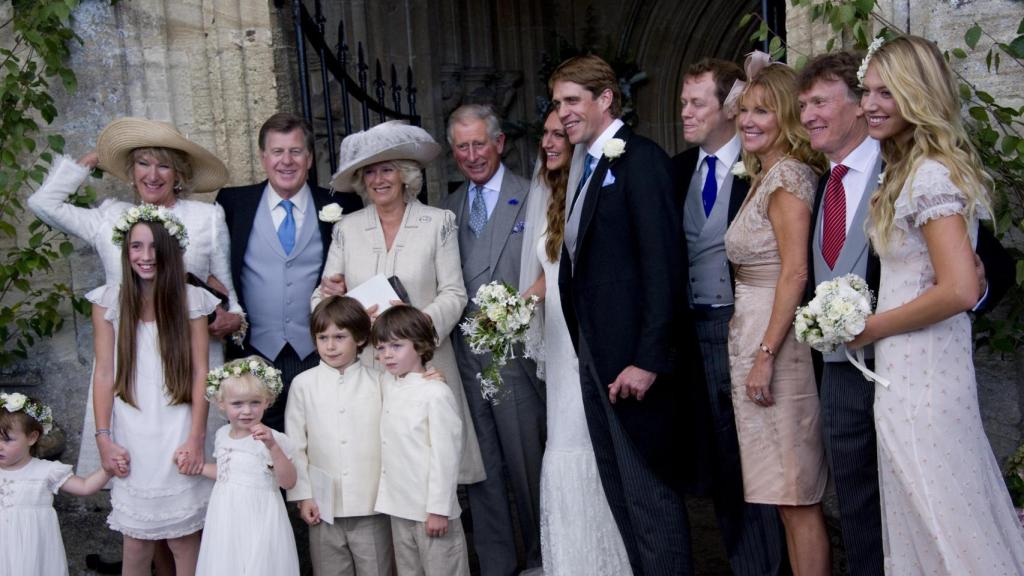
[864,35,992,253]
[737,64,827,178]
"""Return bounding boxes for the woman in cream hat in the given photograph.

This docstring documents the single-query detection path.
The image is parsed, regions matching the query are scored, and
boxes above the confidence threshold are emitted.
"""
[310,120,485,484]
[27,118,239,506]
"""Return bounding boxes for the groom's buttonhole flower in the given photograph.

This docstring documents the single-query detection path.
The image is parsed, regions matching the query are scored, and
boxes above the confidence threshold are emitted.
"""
[603,138,626,159]
[319,203,344,223]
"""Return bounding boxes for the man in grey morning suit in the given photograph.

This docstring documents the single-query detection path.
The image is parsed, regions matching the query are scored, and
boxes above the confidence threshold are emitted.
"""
[671,58,786,576]
[441,104,544,576]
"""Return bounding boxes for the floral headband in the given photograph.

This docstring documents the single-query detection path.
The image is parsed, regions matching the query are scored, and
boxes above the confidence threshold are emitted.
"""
[857,36,887,87]
[1,392,54,434]
[112,204,189,250]
[723,50,777,117]
[205,357,284,402]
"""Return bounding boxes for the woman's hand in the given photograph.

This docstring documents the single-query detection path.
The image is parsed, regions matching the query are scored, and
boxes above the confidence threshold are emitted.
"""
[97,435,131,478]
[208,307,243,339]
[365,300,405,323]
[77,151,99,170]
[846,316,878,351]
[745,352,775,407]
[320,274,348,298]
[174,435,205,475]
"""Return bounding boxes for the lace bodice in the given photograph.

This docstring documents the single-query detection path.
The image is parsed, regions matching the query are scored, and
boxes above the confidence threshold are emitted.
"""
[0,459,71,509]
[212,426,294,491]
[724,158,817,266]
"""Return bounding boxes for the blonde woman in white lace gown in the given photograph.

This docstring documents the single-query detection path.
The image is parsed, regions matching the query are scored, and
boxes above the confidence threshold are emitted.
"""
[520,111,631,575]
[850,36,1024,574]
[27,119,240,468]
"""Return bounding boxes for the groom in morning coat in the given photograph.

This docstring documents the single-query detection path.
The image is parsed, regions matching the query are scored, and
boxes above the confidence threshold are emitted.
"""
[552,54,701,576]
[797,51,1013,576]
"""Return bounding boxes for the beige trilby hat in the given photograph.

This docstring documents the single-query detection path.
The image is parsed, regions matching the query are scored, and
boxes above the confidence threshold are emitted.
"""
[330,120,441,192]
[96,117,229,193]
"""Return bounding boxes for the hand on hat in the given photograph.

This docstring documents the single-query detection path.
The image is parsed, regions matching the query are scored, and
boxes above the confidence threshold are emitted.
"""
[77,151,99,170]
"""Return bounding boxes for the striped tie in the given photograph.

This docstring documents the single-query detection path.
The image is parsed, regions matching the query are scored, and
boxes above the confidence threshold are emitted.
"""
[821,164,849,269]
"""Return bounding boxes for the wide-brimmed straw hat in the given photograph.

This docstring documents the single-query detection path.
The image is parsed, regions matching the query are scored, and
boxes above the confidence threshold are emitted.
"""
[330,120,440,191]
[96,117,229,193]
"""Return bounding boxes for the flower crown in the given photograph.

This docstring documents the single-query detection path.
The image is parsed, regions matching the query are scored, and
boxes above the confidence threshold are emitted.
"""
[205,358,284,402]
[112,204,189,250]
[857,36,887,87]
[1,392,54,434]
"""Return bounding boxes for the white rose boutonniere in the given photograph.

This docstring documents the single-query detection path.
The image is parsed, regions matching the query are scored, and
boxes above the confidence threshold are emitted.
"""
[731,161,749,180]
[877,171,885,186]
[603,138,626,160]
[318,203,344,223]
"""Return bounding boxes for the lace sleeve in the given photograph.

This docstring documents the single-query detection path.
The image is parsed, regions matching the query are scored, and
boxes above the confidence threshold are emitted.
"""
[895,160,968,229]
[208,202,242,313]
[757,159,817,215]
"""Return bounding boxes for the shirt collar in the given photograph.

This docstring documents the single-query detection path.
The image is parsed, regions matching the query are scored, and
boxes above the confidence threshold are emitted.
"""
[319,359,359,380]
[698,133,742,171]
[831,136,880,174]
[586,118,625,161]
[266,182,311,213]
[474,163,506,193]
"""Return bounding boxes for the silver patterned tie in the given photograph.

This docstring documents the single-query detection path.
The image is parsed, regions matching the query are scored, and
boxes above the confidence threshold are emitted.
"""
[469,184,488,237]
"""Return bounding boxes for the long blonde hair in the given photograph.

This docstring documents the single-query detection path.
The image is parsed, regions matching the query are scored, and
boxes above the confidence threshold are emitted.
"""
[865,35,992,252]
[737,64,827,177]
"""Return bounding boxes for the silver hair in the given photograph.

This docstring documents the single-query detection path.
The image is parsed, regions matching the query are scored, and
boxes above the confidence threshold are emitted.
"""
[351,159,423,204]
[446,104,502,145]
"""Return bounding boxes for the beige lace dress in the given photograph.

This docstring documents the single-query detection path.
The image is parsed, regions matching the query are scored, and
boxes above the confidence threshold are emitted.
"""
[723,157,828,505]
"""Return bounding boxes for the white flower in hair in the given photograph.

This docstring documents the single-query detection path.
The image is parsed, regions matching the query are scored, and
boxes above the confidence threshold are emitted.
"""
[858,36,887,87]
[1,392,55,434]
[205,357,284,401]
[111,203,190,250]
[3,392,27,412]
[603,138,626,159]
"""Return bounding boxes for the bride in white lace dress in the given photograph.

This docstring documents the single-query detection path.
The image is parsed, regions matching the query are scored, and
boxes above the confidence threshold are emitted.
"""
[520,112,631,575]
[850,36,1024,574]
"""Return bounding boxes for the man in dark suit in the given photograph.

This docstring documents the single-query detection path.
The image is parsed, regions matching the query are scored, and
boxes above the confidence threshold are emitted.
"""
[551,54,695,576]
[216,112,361,431]
[671,58,786,576]
[797,52,1013,576]
[440,104,545,576]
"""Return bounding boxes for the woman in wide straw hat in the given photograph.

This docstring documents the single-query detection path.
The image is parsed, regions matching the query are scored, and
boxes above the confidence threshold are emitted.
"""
[310,120,485,484]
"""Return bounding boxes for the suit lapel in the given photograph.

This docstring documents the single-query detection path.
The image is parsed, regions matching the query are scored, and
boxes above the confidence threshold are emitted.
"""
[488,174,526,275]
[310,185,335,260]
[727,175,750,225]
[574,124,630,262]
[231,182,264,282]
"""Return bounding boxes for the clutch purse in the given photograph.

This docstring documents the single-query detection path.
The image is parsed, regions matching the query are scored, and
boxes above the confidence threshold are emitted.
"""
[186,273,229,323]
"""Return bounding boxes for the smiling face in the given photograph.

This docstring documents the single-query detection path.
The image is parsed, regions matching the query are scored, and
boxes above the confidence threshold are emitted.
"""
[315,323,362,371]
[218,383,269,436]
[861,64,912,144]
[799,77,867,161]
[737,86,783,162]
[451,118,504,187]
[260,128,313,198]
[541,111,570,172]
[128,223,157,282]
[375,338,423,377]
[132,153,178,206]
[0,420,37,471]
[361,161,405,209]
[551,80,614,148]
[680,72,736,151]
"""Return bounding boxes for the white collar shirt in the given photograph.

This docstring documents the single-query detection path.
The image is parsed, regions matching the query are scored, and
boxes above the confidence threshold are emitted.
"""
[266,182,311,232]
[831,136,881,233]
[467,163,505,220]
[697,133,742,190]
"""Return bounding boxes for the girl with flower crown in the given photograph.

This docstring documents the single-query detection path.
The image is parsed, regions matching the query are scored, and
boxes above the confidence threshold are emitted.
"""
[847,35,1024,573]
[0,393,111,576]
[89,206,221,575]
[193,356,298,575]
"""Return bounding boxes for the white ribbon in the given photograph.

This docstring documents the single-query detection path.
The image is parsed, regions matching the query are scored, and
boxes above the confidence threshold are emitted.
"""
[845,347,890,388]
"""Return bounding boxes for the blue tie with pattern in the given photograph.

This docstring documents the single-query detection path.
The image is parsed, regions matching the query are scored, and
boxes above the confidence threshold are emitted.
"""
[278,199,296,254]
[469,185,488,237]
[702,155,718,217]
[569,153,596,216]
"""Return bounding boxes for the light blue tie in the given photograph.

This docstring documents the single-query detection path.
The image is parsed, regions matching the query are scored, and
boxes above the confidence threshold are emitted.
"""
[278,199,296,254]
[469,184,488,237]
[569,153,596,216]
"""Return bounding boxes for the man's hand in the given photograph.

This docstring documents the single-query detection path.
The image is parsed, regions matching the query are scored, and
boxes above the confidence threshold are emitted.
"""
[208,307,243,338]
[320,274,348,298]
[607,365,656,404]
[973,253,988,299]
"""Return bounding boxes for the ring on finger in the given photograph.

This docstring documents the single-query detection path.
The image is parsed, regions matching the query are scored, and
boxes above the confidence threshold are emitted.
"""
[753,392,765,402]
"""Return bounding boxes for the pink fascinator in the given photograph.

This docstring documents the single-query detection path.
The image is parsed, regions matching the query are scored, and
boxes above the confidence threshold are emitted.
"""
[722,50,775,117]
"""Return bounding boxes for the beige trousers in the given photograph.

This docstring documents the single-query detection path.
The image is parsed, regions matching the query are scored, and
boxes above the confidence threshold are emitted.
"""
[390,516,470,576]
[309,514,393,576]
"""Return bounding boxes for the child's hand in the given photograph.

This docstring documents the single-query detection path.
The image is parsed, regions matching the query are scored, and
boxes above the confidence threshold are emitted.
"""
[425,513,449,538]
[174,436,205,475]
[423,366,447,383]
[299,499,321,525]
[251,423,276,449]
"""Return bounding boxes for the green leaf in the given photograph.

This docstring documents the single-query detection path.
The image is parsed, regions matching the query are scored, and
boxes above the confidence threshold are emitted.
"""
[826,37,836,52]
[959,83,972,100]
[1007,36,1024,59]
[1002,135,1020,155]
[768,36,782,56]
[977,91,995,104]
[59,241,73,256]
[47,134,65,152]
[855,0,875,15]
[952,48,968,59]
[739,13,753,28]
[1018,16,1024,34]
[793,55,809,71]
[838,4,856,26]
[965,24,983,49]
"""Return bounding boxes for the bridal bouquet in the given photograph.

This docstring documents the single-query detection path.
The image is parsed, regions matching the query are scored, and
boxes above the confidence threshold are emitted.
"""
[794,274,874,353]
[460,281,539,402]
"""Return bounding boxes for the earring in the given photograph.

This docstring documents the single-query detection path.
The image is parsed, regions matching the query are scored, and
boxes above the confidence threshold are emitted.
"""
[173,181,183,193]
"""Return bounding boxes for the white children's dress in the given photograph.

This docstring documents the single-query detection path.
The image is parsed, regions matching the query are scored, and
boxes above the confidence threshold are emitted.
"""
[0,458,74,576]
[86,284,217,539]
[196,425,299,575]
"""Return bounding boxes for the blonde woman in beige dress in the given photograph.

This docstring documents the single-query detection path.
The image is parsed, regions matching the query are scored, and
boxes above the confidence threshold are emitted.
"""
[723,58,830,575]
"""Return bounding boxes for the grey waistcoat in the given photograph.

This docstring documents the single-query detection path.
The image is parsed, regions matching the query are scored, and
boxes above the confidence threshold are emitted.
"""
[684,166,736,306]
[241,193,323,360]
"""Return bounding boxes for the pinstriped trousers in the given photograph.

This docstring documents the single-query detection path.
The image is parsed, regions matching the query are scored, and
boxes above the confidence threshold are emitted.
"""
[577,336,692,576]
[820,361,884,576]
[694,309,786,576]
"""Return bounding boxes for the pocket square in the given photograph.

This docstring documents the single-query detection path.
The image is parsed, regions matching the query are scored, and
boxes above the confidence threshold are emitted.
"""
[602,170,616,187]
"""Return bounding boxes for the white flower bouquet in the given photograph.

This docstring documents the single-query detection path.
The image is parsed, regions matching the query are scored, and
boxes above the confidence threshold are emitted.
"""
[459,281,539,402]
[794,274,873,353]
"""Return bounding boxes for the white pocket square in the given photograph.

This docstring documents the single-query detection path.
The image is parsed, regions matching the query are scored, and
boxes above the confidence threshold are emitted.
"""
[602,170,616,187]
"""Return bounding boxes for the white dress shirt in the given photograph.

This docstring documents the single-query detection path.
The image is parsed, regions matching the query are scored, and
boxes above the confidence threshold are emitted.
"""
[285,361,384,518]
[375,372,463,522]
[466,163,506,219]
[697,133,743,192]
[830,136,880,233]
[266,182,312,232]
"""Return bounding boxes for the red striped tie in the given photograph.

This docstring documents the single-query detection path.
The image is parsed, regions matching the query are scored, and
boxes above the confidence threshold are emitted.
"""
[821,164,849,269]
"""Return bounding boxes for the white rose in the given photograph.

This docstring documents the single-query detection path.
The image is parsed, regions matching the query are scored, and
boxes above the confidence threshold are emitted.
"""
[730,161,748,179]
[603,138,626,159]
[128,207,141,219]
[4,392,27,412]
[233,366,242,375]
[318,203,344,223]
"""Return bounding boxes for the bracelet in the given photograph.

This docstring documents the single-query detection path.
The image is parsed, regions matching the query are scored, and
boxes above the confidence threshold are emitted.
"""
[94,428,111,438]
[759,342,775,357]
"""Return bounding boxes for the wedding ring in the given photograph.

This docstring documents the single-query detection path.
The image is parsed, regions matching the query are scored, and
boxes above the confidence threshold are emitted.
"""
[753,392,765,402]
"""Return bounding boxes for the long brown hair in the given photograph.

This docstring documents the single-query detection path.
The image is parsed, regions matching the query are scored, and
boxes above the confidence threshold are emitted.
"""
[540,111,570,262]
[116,221,193,407]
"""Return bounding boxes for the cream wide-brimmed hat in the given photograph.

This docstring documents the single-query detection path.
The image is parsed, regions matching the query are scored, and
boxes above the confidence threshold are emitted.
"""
[96,117,229,193]
[330,120,441,192]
